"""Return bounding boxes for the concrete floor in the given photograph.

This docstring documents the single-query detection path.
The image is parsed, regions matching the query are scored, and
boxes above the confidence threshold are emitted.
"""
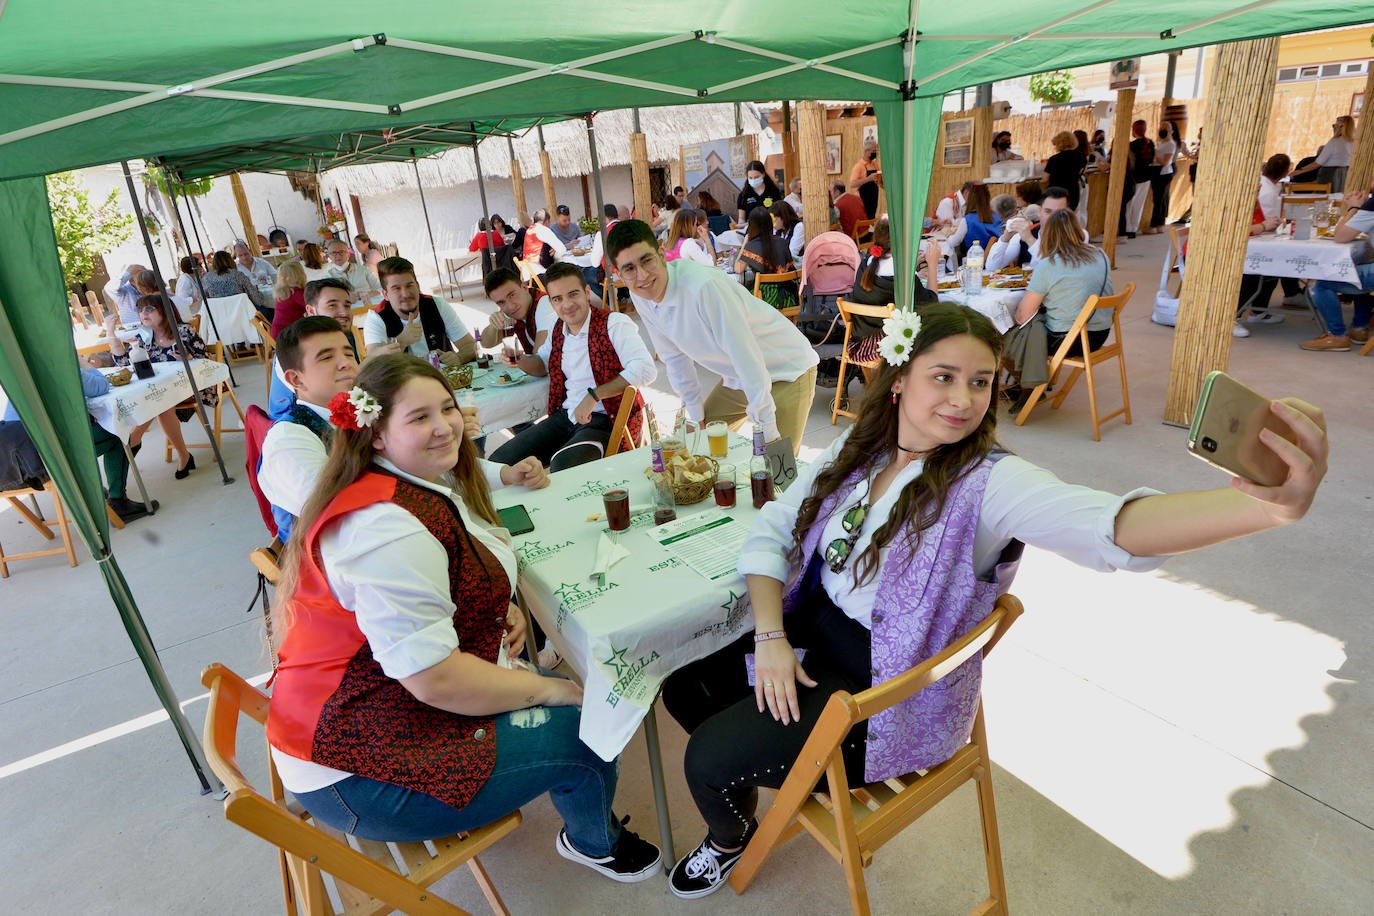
[1,231,1370,915]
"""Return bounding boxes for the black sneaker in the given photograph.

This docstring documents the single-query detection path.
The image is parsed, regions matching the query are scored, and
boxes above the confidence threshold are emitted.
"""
[668,822,758,900]
[108,496,149,523]
[555,822,661,883]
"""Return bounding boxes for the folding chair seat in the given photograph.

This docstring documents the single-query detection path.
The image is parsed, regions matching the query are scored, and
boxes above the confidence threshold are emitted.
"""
[0,480,78,578]
[832,299,893,424]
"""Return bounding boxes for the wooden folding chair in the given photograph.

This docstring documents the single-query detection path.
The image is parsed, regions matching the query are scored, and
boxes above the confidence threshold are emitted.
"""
[69,293,88,328]
[349,305,373,359]
[512,258,546,293]
[188,314,202,336]
[0,480,78,578]
[76,341,113,357]
[1014,281,1136,441]
[851,218,876,248]
[251,313,278,388]
[1361,335,1374,357]
[601,278,628,313]
[730,594,1025,916]
[604,385,643,457]
[85,290,106,325]
[1164,226,1189,297]
[1279,194,1330,221]
[832,299,893,424]
[752,269,801,322]
[1286,182,1330,195]
[166,342,246,462]
[200,663,519,916]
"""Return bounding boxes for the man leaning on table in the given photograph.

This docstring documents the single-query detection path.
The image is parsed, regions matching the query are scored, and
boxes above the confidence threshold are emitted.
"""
[1301,186,1374,352]
[608,219,818,455]
[233,240,277,287]
[362,256,477,364]
[489,262,655,472]
[325,239,381,302]
[259,317,546,543]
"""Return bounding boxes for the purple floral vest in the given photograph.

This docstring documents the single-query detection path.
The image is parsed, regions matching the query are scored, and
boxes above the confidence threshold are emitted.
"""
[782,455,1019,782]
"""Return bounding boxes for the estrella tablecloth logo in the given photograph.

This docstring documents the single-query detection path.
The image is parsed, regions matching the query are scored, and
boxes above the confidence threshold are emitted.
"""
[1283,254,1320,276]
[1245,254,1265,273]
[600,643,661,697]
[514,538,575,565]
[564,477,630,502]
[553,580,620,623]
[692,589,752,641]
[647,557,684,572]
[145,382,169,400]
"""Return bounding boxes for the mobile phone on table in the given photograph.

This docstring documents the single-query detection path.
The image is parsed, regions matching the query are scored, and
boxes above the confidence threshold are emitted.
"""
[1186,371,1293,487]
[497,504,535,536]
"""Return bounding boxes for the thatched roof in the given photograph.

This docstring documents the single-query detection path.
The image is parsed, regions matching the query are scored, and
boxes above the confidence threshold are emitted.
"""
[329,103,765,198]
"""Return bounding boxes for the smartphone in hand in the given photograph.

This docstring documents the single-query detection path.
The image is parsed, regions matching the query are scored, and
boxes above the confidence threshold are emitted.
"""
[1187,371,1295,487]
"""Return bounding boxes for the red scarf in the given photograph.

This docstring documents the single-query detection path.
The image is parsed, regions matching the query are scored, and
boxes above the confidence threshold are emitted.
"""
[546,307,643,443]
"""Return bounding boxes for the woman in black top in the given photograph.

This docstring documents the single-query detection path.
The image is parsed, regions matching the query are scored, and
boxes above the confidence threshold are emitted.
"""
[844,220,937,363]
[734,210,795,307]
[1042,131,1086,210]
[735,160,783,225]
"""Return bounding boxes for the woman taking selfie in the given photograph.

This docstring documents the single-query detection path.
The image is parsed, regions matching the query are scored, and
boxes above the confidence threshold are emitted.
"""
[660,302,1327,899]
[265,354,661,884]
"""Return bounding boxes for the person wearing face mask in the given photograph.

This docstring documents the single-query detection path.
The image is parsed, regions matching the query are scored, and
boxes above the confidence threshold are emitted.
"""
[848,140,883,219]
[1145,122,1180,234]
[736,160,783,226]
[326,238,382,301]
[991,132,1022,163]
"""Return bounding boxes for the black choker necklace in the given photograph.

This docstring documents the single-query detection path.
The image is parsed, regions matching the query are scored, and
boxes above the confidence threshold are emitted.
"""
[895,443,924,459]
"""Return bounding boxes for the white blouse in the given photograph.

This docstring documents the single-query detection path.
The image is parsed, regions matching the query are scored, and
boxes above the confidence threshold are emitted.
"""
[739,429,1165,628]
[271,456,518,792]
[1314,137,1353,168]
[677,237,716,266]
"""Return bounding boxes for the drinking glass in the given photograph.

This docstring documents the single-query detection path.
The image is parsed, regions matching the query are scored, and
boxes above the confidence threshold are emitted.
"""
[706,421,729,458]
[603,489,631,533]
[713,464,737,508]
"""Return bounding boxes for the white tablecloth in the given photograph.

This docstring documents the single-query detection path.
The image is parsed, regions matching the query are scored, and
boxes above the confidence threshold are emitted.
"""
[1243,237,1365,283]
[199,294,262,347]
[715,229,746,249]
[934,283,1024,334]
[86,359,229,438]
[466,366,550,437]
[492,434,767,761]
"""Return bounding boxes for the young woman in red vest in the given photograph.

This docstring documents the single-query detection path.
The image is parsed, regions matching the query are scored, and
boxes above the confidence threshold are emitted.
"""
[266,353,661,882]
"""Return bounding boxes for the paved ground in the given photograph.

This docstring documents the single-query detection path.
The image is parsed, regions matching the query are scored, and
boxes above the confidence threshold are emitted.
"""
[2,231,1370,914]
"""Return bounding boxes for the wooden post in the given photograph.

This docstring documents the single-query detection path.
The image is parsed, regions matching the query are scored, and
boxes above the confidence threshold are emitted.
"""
[1101,88,1136,268]
[1164,37,1282,425]
[781,101,798,182]
[797,101,829,244]
[229,172,260,256]
[630,132,652,223]
[972,106,994,182]
[537,124,558,211]
[508,137,528,220]
[1346,68,1374,194]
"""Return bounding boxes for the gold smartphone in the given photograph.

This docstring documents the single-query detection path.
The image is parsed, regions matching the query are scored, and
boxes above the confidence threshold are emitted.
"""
[1187,371,1292,487]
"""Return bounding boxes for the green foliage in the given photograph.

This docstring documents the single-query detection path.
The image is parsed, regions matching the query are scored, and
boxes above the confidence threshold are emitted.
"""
[147,165,214,199]
[1029,70,1075,104]
[577,216,600,235]
[45,171,134,287]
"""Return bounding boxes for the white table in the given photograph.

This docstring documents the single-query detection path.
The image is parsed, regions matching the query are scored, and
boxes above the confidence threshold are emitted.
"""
[1243,236,1364,283]
[493,433,771,866]
[465,366,550,437]
[199,294,262,347]
[715,229,746,249]
[934,282,1025,334]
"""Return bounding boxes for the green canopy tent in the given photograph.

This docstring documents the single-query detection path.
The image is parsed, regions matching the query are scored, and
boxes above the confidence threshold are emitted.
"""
[1,2,1368,786]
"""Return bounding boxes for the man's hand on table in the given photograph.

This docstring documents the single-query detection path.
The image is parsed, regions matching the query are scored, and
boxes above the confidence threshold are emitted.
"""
[437,350,467,367]
[500,456,549,490]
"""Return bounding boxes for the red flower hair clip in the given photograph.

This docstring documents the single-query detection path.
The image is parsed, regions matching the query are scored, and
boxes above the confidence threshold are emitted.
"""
[327,387,381,431]
[869,245,885,258]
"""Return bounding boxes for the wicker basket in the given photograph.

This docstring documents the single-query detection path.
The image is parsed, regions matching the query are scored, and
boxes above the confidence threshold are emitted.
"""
[107,368,133,387]
[645,456,718,506]
[441,364,473,390]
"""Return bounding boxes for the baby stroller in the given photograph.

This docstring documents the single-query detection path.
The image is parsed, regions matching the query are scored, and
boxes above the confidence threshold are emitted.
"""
[798,231,861,358]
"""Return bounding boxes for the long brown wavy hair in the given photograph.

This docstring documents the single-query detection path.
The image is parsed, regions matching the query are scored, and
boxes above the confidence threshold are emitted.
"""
[787,302,1004,587]
[268,354,497,651]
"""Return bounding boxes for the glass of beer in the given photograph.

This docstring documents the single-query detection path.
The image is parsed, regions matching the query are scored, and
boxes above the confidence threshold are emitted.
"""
[713,464,737,508]
[603,489,630,533]
[706,421,729,458]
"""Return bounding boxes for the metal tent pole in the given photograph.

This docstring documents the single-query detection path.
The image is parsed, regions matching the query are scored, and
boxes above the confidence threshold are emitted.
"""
[120,161,233,484]
[410,149,446,296]
[163,170,238,389]
[585,114,610,294]
[472,127,491,220]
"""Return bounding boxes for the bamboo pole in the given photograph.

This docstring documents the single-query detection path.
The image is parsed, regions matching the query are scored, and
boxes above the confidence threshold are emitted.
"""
[537,124,558,211]
[972,105,994,183]
[797,101,829,244]
[508,136,528,219]
[1101,88,1136,269]
[1346,68,1374,194]
[229,172,260,255]
[629,131,652,223]
[1164,37,1282,425]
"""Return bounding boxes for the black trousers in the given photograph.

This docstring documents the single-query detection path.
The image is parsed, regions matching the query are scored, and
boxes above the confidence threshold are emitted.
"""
[1149,171,1174,228]
[1118,176,1137,234]
[488,410,611,472]
[1046,326,1111,360]
[662,560,871,847]
[1237,274,1301,315]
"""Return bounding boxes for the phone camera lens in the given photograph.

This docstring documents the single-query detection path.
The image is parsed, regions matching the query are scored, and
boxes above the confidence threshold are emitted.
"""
[1201,436,1217,453]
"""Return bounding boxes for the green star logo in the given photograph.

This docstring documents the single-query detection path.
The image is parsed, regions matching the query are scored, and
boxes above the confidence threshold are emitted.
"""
[720,590,744,613]
[601,645,631,678]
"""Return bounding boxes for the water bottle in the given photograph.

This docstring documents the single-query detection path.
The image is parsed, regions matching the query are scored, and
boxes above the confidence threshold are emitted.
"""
[962,241,984,295]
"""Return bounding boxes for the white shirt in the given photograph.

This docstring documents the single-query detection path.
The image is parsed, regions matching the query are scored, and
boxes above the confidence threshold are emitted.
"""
[785,223,805,260]
[986,232,1042,272]
[1314,136,1353,168]
[535,312,657,423]
[236,257,276,286]
[258,400,506,523]
[739,430,1165,627]
[303,265,333,283]
[677,237,716,266]
[328,261,381,298]
[1156,138,1177,176]
[529,223,568,274]
[934,191,965,225]
[361,295,470,358]
[1258,176,1282,222]
[628,259,819,441]
[172,271,203,314]
[784,192,804,216]
[270,455,516,792]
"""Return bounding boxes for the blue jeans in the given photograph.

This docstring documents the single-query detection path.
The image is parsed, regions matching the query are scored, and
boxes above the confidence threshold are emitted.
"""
[1311,263,1374,336]
[293,702,623,856]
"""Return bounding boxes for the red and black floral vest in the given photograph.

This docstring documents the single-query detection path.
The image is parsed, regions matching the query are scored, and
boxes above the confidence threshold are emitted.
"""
[266,470,510,810]
[546,307,643,443]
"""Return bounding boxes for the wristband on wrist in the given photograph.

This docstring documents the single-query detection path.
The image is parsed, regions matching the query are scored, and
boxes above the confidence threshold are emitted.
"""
[754,630,786,643]
[586,386,599,402]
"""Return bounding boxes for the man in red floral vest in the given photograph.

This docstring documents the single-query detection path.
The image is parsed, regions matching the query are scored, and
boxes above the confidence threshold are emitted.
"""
[490,263,655,472]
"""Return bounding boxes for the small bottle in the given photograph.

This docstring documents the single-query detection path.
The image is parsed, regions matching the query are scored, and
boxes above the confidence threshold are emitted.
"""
[749,423,773,509]
[646,408,677,525]
[128,338,155,379]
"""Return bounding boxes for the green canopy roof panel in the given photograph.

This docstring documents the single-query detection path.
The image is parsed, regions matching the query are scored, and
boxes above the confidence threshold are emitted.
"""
[3,3,1368,182]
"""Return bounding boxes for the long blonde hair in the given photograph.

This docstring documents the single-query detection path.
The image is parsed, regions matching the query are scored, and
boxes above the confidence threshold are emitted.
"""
[665,208,697,251]
[269,355,498,649]
[1335,116,1355,141]
[1039,208,1098,267]
[273,259,306,302]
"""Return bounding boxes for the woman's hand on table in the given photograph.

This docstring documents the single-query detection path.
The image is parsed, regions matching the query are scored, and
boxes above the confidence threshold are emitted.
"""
[541,675,584,707]
[754,638,817,726]
[500,456,549,489]
[1232,398,1328,526]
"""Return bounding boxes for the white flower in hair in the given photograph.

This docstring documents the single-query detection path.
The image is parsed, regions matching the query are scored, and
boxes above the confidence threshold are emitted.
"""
[877,309,922,366]
[347,386,382,427]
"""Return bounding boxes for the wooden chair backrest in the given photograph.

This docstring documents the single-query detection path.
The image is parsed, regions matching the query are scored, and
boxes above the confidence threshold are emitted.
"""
[512,258,546,293]
[85,290,106,325]
[75,342,112,357]
[1287,182,1331,194]
[69,293,88,327]
[188,314,203,336]
[836,298,893,353]
[251,313,277,351]
[851,218,876,243]
[1279,194,1329,219]
[1047,281,1135,379]
[751,269,801,301]
[605,385,641,457]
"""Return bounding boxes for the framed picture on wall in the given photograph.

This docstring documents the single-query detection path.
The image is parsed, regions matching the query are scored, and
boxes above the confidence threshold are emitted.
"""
[943,117,973,147]
[862,124,878,146]
[942,144,972,167]
[824,135,843,174]
[1353,92,1364,118]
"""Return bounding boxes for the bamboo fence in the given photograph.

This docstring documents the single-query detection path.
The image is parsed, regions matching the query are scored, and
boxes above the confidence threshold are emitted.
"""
[798,101,831,244]
[1344,69,1374,194]
[1101,88,1137,268]
[539,150,557,210]
[630,132,652,220]
[1164,37,1283,425]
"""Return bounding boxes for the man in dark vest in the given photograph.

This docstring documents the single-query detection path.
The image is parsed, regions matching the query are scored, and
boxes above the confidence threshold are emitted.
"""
[489,262,655,472]
[479,267,555,355]
[362,256,477,364]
